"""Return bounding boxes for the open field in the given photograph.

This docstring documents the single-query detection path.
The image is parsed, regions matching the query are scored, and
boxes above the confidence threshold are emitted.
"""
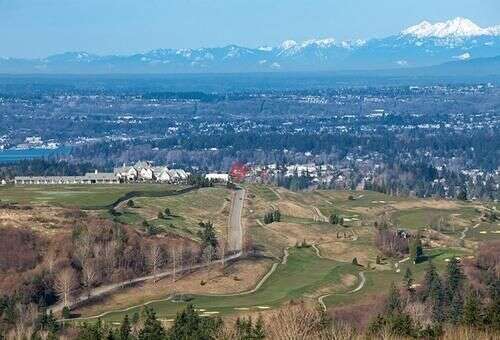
[114,186,232,238]
[88,247,359,322]
[246,185,498,243]
[0,184,182,209]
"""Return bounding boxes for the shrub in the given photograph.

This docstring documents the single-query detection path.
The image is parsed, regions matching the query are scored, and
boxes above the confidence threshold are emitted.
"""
[62,306,71,319]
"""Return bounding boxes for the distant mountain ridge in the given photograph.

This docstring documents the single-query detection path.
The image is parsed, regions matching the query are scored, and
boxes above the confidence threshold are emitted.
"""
[1,17,500,74]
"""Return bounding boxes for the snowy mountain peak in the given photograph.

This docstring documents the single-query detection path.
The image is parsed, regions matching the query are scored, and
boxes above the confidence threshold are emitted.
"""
[402,17,498,38]
[302,38,336,48]
[281,40,298,50]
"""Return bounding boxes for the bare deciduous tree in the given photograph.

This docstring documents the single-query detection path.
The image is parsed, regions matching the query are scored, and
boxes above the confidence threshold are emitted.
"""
[265,302,324,339]
[243,232,255,256]
[147,244,164,283]
[171,247,177,282]
[45,250,58,274]
[202,244,215,280]
[82,259,100,297]
[54,267,78,307]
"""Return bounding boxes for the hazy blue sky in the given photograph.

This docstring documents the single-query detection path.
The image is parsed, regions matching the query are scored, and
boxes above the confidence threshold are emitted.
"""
[1,0,499,58]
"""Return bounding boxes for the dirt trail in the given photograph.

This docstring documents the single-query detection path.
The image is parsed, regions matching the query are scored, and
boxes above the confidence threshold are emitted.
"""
[459,222,480,240]
[312,206,328,223]
[269,187,282,200]
[312,243,366,311]
[311,243,323,258]
[282,247,290,264]
[460,227,469,240]
[394,257,410,272]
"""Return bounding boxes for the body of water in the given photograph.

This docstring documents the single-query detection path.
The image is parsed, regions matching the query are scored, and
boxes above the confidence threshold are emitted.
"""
[0,147,70,163]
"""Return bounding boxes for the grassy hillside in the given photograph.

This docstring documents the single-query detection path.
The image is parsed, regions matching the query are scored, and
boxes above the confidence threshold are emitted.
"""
[86,247,359,322]
[2,183,497,324]
[0,184,181,209]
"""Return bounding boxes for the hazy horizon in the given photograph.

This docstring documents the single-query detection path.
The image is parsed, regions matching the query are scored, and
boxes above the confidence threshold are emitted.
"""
[1,0,499,58]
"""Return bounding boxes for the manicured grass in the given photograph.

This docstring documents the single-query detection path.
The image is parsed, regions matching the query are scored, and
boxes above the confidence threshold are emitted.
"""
[97,247,359,322]
[0,184,179,209]
[323,247,471,307]
[314,190,407,208]
[467,221,500,241]
[392,207,479,231]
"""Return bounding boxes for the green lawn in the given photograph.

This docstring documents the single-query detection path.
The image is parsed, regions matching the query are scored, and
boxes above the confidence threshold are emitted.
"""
[323,247,471,307]
[94,247,359,322]
[392,207,479,231]
[0,184,180,209]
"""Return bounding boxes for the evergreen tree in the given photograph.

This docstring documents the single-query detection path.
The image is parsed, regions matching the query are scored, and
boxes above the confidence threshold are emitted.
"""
[422,261,445,323]
[409,236,424,264]
[457,189,468,201]
[422,261,439,302]
[78,319,104,340]
[234,315,265,340]
[387,313,414,337]
[430,276,445,323]
[449,292,464,324]
[264,210,281,224]
[484,279,500,330]
[272,209,281,222]
[253,315,266,340]
[463,290,481,327]
[132,312,140,325]
[445,258,465,301]
[197,221,218,251]
[138,307,165,340]
[445,258,465,322]
[167,304,222,340]
[329,214,339,225]
[119,314,132,340]
[385,282,402,315]
[403,267,414,291]
[106,329,116,340]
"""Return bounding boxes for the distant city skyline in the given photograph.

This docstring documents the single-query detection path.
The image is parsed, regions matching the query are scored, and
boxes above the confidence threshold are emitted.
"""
[0,0,499,58]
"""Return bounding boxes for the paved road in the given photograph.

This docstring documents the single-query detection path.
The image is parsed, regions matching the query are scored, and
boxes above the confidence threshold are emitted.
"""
[228,189,245,252]
[51,188,245,314]
[318,271,366,311]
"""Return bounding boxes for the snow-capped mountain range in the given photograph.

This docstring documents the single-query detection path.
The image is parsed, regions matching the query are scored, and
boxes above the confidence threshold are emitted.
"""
[1,17,500,74]
[402,17,500,38]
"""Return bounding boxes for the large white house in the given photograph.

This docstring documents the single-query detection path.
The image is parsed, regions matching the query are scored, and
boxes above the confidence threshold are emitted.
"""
[205,173,229,183]
[113,161,190,183]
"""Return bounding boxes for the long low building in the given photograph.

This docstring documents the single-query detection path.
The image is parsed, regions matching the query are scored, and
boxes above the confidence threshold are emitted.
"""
[15,171,118,185]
